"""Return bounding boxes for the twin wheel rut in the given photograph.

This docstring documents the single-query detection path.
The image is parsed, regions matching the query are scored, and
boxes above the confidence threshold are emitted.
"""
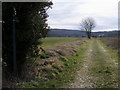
[63,39,118,88]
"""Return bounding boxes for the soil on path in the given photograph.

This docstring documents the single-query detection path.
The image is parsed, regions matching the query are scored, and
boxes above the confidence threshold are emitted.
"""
[63,39,118,88]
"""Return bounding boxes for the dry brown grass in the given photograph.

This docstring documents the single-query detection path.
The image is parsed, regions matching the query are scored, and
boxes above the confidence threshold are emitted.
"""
[99,37,120,57]
[11,38,87,88]
[99,37,119,49]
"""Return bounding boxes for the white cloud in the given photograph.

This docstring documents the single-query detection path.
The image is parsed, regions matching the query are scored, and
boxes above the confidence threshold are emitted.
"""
[48,0,119,31]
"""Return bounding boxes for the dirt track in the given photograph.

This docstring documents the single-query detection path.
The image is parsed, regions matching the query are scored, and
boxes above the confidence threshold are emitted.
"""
[63,39,118,88]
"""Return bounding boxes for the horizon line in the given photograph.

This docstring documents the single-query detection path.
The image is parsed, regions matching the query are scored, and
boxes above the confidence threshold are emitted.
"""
[50,28,119,32]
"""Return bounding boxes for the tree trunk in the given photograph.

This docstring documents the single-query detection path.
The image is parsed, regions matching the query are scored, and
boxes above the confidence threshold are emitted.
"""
[88,35,91,39]
[87,32,91,39]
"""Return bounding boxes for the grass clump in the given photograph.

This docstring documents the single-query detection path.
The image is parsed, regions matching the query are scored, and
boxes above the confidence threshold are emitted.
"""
[18,39,89,88]
[39,52,51,59]
[59,56,68,61]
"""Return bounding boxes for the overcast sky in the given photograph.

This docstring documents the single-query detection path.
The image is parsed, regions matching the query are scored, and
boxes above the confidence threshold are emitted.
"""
[47,0,119,31]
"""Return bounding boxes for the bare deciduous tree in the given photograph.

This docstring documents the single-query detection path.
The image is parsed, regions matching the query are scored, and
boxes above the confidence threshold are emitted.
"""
[80,17,96,39]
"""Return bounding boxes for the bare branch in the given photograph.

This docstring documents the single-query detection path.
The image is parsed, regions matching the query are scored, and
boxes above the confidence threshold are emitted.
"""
[80,17,96,39]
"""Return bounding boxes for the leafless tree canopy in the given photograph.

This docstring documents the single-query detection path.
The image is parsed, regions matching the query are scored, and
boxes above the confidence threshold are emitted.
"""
[80,17,96,39]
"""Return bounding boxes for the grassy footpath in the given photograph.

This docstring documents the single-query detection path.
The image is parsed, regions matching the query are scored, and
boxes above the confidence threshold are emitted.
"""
[40,37,80,48]
[89,39,118,88]
[98,39,119,88]
[19,39,89,88]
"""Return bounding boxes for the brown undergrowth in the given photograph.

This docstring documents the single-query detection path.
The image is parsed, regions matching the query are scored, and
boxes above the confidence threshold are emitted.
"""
[24,39,86,81]
[13,38,87,88]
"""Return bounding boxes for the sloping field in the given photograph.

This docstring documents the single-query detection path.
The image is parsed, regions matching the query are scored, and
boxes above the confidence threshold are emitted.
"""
[40,37,81,48]
[15,38,87,88]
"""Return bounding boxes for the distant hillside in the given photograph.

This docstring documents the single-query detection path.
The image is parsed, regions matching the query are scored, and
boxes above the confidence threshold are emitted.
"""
[92,31,119,37]
[47,29,119,37]
[47,29,87,37]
